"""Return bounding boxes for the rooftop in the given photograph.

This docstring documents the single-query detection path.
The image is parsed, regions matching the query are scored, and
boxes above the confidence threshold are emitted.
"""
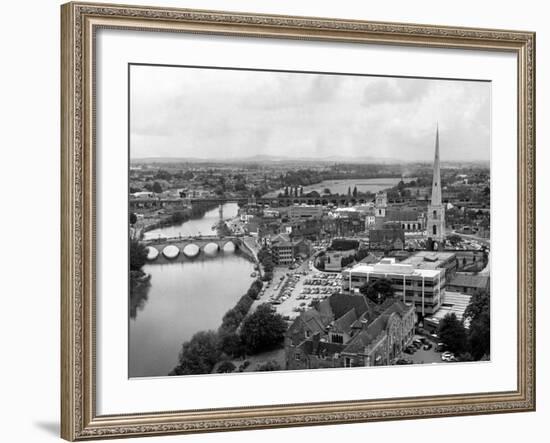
[344,259,443,279]
[424,291,472,327]
[449,273,490,289]
[402,250,457,270]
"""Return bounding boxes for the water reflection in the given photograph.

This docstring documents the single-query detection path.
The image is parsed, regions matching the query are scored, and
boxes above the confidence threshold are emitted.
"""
[129,276,151,320]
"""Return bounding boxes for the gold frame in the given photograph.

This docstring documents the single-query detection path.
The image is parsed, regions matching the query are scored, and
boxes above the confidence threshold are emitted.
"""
[61,2,536,440]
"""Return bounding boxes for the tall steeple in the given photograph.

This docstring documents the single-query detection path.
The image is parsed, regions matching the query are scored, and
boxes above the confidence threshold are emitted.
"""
[427,124,445,247]
[431,124,442,207]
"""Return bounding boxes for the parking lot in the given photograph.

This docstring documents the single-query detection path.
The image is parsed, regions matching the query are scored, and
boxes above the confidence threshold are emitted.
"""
[397,335,456,365]
[252,260,343,321]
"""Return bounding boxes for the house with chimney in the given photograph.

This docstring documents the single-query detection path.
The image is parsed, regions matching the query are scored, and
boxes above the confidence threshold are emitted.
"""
[285,293,415,370]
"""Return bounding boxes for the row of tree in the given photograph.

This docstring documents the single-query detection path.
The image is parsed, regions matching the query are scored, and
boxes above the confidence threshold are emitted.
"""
[170,303,287,376]
[258,246,275,281]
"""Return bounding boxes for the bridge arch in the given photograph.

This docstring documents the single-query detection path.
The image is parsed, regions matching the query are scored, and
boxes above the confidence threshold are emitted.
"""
[222,240,237,252]
[203,242,221,255]
[182,243,200,258]
[162,245,180,259]
[146,246,159,261]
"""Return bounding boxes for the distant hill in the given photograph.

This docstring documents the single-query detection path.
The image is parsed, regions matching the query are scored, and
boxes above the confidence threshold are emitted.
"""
[130,154,403,164]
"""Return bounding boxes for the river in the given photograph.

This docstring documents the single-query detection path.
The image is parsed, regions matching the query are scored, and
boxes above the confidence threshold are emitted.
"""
[129,202,255,378]
[263,177,404,198]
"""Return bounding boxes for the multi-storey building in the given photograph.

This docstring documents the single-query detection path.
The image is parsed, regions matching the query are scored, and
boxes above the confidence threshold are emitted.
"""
[270,233,310,265]
[342,257,445,318]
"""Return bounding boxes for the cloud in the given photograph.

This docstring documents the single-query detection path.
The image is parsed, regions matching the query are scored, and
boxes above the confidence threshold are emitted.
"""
[130,65,490,162]
[362,78,431,106]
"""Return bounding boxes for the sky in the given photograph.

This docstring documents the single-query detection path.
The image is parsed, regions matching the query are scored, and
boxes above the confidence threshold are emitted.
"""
[130,65,490,162]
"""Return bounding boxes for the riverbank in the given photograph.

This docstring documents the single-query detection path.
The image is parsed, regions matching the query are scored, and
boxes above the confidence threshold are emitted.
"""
[140,201,220,237]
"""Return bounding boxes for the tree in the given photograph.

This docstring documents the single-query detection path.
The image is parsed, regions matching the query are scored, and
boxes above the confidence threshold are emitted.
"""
[464,289,490,360]
[129,212,138,225]
[256,360,281,371]
[152,181,163,193]
[438,313,468,354]
[347,186,351,196]
[352,186,358,198]
[129,238,147,271]
[447,234,462,246]
[171,331,221,375]
[468,311,490,360]
[359,278,394,304]
[155,169,172,180]
[464,289,490,322]
[218,332,245,358]
[216,360,236,373]
[323,188,331,195]
[240,304,287,354]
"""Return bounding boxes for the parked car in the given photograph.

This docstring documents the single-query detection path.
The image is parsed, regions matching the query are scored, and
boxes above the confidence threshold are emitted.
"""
[423,342,433,351]
[441,352,456,362]
[395,358,413,365]
[436,342,446,352]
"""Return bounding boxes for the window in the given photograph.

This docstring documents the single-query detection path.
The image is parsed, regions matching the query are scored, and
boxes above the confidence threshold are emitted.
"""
[433,225,437,235]
[305,330,311,338]
[295,353,301,361]
[331,333,344,344]
[344,357,352,368]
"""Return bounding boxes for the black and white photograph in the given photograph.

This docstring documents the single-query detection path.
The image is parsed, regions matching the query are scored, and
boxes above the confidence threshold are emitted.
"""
[128,65,491,378]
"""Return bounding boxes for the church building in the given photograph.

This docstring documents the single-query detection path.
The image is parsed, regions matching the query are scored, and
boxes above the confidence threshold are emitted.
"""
[426,125,446,248]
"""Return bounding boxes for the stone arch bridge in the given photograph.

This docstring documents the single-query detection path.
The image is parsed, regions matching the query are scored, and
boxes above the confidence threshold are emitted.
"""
[142,235,257,262]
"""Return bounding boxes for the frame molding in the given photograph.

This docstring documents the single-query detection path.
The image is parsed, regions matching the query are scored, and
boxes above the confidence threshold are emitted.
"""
[61,2,536,440]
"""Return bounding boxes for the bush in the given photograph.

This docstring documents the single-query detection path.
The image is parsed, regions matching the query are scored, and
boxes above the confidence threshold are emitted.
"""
[129,238,148,271]
[217,360,236,373]
[256,360,281,372]
[247,279,263,300]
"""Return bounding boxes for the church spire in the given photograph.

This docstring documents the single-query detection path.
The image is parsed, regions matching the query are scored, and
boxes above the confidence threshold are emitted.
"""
[427,124,445,246]
[430,123,442,207]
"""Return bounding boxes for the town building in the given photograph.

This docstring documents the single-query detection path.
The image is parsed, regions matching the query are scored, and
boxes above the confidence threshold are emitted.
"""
[342,257,446,317]
[285,293,415,370]
[368,228,405,250]
[423,290,472,332]
[384,209,426,232]
[426,126,446,247]
[288,205,324,222]
[270,233,310,265]
[447,273,490,295]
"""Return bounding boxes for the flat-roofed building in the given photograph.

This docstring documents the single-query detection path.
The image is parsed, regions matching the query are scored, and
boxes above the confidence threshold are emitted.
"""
[288,205,323,222]
[423,291,472,332]
[342,258,445,317]
[401,250,458,280]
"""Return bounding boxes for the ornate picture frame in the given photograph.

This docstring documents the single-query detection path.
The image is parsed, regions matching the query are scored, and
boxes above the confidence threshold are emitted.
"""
[61,2,535,440]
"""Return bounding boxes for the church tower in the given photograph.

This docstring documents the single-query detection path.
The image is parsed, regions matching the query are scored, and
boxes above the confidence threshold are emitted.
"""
[427,125,445,247]
[375,191,387,217]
